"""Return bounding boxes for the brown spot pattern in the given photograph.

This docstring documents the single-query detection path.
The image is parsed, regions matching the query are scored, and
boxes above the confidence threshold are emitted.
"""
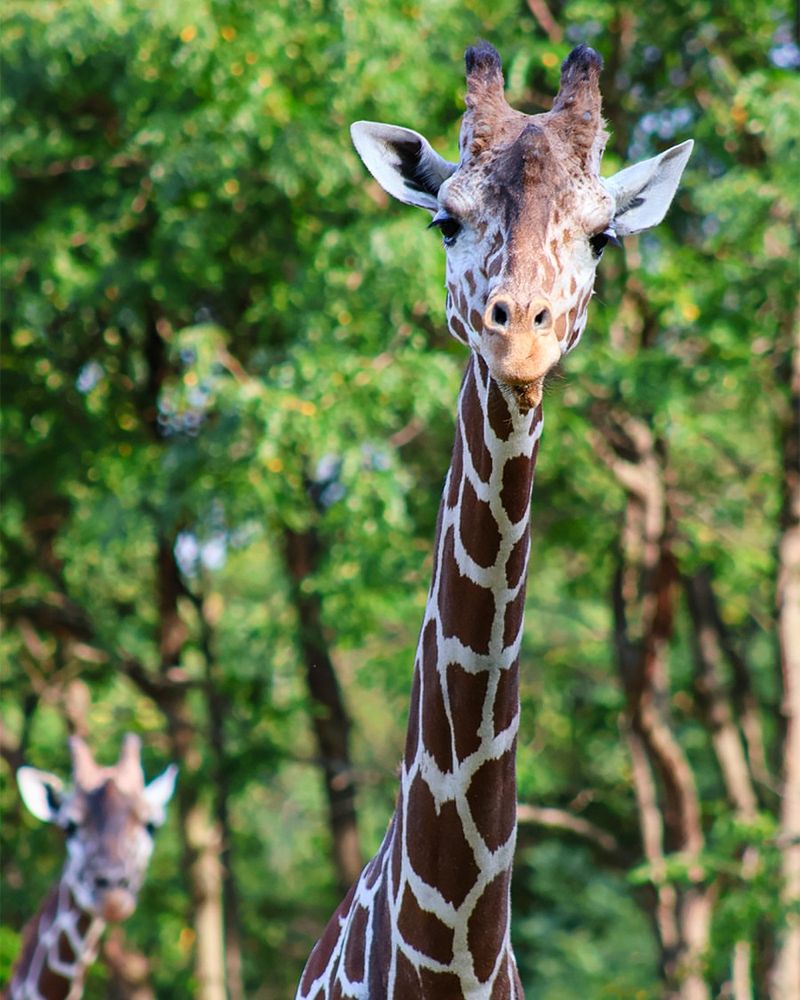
[36,966,71,1000]
[475,353,490,388]
[57,931,75,964]
[502,587,526,649]
[438,527,494,656]
[430,505,444,595]
[567,303,578,337]
[368,891,392,994]
[505,532,528,589]
[404,670,421,768]
[406,773,478,908]
[462,368,493,483]
[398,887,455,965]
[447,429,463,509]
[466,747,516,852]
[500,454,533,524]
[421,627,452,774]
[391,807,403,894]
[468,872,510,982]
[486,254,503,278]
[465,270,477,294]
[449,314,467,341]
[487,379,513,441]
[491,962,512,999]
[460,478,501,569]
[469,308,484,333]
[447,662,490,763]
[492,667,519,738]
[343,905,369,982]
[302,882,356,986]
[394,951,464,997]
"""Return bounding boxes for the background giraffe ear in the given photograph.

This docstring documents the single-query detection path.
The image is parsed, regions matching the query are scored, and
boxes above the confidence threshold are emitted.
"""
[143,764,178,826]
[604,139,694,236]
[350,121,456,212]
[17,767,65,823]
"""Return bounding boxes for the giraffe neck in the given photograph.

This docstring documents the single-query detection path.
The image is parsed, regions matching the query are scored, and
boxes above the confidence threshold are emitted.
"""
[8,873,106,1000]
[296,352,541,997]
[389,352,540,989]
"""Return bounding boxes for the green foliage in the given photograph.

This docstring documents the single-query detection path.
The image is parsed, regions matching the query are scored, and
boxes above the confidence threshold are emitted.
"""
[2,0,797,995]
[513,841,660,999]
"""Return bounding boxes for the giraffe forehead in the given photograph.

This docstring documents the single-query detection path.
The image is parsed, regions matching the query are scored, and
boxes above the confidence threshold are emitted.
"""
[445,119,611,237]
[71,780,147,833]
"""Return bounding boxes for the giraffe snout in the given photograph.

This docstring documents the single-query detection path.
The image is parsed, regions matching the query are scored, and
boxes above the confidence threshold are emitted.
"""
[483,295,554,337]
[480,294,560,391]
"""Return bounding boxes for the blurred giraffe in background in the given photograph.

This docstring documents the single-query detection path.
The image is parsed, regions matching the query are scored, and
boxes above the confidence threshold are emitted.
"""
[296,41,692,997]
[5,734,177,1000]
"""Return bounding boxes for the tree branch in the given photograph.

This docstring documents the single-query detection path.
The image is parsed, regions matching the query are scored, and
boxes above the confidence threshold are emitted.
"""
[516,803,621,858]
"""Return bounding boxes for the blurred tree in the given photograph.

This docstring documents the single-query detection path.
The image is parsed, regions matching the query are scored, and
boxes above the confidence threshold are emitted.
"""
[1,0,797,997]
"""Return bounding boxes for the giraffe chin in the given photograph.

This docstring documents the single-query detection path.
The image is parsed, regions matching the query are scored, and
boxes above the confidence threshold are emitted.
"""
[99,888,136,922]
[501,376,544,412]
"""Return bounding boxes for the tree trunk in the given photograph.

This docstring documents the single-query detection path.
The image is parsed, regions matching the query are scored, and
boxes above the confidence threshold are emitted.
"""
[154,540,227,1000]
[199,589,245,1000]
[596,408,711,998]
[283,527,363,894]
[143,315,227,1000]
[685,570,758,820]
[185,802,227,1000]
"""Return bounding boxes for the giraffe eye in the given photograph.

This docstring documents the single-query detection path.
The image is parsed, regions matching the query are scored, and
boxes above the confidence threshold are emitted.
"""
[64,820,79,838]
[589,232,608,257]
[145,821,157,837]
[428,210,462,247]
[589,227,620,259]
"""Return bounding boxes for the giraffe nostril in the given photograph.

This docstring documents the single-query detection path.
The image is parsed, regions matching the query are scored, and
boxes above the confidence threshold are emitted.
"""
[491,302,510,328]
[534,308,551,330]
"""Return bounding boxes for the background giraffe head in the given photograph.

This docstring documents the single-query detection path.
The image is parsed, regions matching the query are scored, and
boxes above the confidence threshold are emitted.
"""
[352,42,692,408]
[17,734,177,922]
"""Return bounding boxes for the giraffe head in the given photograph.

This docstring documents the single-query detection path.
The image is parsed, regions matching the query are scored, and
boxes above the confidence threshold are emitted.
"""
[352,42,692,408]
[17,734,177,922]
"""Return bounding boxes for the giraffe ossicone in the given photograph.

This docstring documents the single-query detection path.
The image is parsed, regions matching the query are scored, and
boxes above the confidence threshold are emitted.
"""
[298,42,691,998]
[7,734,177,1000]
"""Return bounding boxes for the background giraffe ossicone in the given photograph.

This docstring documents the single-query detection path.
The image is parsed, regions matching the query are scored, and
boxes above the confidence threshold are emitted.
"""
[6,734,177,1000]
[297,42,692,997]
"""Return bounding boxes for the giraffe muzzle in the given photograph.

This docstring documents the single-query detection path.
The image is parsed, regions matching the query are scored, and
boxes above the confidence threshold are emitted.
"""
[481,295,560,389]
[483,296,554,337]
[98,886,137,921]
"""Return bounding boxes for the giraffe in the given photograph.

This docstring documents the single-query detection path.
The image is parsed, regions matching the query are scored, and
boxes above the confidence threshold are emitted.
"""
[297,42,692,997]
[5,734,177,1000]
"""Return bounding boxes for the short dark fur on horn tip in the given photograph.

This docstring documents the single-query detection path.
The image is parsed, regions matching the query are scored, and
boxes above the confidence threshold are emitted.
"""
[465,40,502,76]
[560,44,603,80]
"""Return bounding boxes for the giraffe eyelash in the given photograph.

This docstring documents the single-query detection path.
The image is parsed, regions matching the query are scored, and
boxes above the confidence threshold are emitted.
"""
[589,227,621,258]
[428,209,462,246]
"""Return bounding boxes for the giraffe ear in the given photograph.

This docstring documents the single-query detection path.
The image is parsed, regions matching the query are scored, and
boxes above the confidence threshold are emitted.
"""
[350,121,456,212]
[143,764,178,826]
[604,139,693,236]
[17,767,65,823]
